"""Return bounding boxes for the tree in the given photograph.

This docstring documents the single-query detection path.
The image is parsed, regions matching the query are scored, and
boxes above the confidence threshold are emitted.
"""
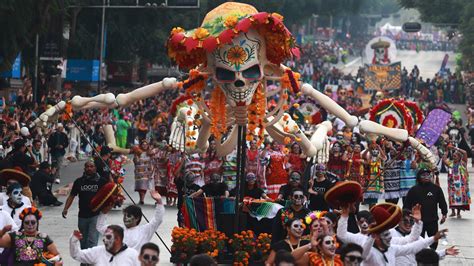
[0,0,64,72]
[398,0,474,71]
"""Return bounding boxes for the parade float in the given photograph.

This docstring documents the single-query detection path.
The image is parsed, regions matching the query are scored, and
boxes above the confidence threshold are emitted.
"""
[34,2,440,264]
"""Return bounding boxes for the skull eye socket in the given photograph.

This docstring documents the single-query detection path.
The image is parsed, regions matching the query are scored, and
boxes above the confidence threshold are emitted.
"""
[216,67,235,82]
[242,64,261,80]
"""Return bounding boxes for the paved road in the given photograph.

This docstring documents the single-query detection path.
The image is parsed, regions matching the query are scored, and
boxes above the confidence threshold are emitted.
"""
[43,156,473,265]
[342,50,456,79]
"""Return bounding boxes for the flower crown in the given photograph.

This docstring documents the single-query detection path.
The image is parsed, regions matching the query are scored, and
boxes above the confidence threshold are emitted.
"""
[19,207,42,221]
[305,211,327,225]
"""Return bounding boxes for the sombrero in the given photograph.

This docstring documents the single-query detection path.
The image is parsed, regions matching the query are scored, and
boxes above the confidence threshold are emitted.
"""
[167,2,298,69]
[368,203,402,234]
[0,167,31,187]
[90,182,119,212]
[324,181,363,209]
[370,39,390,49]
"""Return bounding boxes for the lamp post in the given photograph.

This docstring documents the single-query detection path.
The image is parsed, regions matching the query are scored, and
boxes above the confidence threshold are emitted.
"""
[98,0,106,92]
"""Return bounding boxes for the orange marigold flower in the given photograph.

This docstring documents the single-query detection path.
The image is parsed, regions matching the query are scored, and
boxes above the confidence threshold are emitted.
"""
[193,27,209,40]
[284,137,291,144]
[171,27,185,35]
[187,99,194,105]
[227,46,248,66]
[293,103,300,108]
[224,15,239,28]
[272,13,284,21]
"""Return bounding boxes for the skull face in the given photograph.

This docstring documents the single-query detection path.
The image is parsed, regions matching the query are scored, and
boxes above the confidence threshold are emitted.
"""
[374,47,385,63]
[210,29,265,106]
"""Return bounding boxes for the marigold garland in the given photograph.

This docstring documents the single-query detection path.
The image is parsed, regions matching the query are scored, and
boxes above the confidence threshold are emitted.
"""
[177,69,207,94]
[210,86,227,139]
[281,69,301,94]
[246,83,266,145]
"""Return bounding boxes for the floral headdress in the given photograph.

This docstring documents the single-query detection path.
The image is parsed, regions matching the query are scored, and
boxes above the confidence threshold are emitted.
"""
[167,2,299,70]
[305,211,327,225]
[19,207,42,221]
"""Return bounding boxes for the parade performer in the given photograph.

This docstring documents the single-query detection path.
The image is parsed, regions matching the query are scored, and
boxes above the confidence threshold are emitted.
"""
[361,142,386,208]
[70,225,139,265]
[292,233,343,266]
[150,140,170,196]
[266,218,309,265]
[2,183,29,227]
[0,207,62,265]
[132,139,153,205]
[443,146,471,218]
[96,190,164,251]
[265,142,289,200]
[345,143,366,187]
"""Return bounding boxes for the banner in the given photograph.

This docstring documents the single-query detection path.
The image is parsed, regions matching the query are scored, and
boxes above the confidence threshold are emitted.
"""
[182,197,235,231]
[415,108,452,147]
[364,62,401,91]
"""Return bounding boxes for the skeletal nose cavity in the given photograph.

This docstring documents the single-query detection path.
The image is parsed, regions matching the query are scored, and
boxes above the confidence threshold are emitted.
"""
[234,80,245,87]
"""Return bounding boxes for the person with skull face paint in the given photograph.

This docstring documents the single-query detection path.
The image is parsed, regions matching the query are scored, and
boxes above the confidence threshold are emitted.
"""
[338,202,446,266]
[278,171,305,202]
[139,242,159,266]
[2,183,30,227]
[390,208,459,265]
[266,218,309,265]
[327,141,349,180]
[96,190,164,251]
[361,142,386,208]
[292,233,343,266]
[442,147,470,219]
[70,224,139,265]
[0,207,61,265]
[175,171,202,226]
[264,142,289,200]
[271,188,310,244]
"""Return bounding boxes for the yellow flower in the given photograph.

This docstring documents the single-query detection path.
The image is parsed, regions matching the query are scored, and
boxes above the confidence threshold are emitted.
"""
[227,46,248,66]
[193,27,209,40]
[272,13,284,21]
[171,27,185,35]
[224,15,239,28]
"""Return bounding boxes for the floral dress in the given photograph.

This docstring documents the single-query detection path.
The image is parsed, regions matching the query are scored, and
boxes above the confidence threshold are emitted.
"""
[265,150,288,199]
[364,160,384,203]
[151,148,169,195]
[133,151,153,192]
[287,153,306,174]
[308,252,343,266]
[345,153,365,186]
[9,231,53,265]
[447,161,471,210]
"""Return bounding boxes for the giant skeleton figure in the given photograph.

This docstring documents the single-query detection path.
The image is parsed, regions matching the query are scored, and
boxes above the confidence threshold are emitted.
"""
[33,2,436,167]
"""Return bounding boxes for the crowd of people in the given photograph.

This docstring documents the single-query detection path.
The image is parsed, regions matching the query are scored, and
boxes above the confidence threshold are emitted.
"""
[0,44,471,265]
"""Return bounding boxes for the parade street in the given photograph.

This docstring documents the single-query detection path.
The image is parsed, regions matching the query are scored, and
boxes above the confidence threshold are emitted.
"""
[45,155,473,265]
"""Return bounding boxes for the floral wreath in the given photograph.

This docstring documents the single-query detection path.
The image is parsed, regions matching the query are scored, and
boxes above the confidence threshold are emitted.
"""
[304,211,328,225]
[370,98,413,131]
[19,207,42,221]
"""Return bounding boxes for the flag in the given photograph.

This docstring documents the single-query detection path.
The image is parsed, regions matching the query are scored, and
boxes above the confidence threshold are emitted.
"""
[182,197,235,231]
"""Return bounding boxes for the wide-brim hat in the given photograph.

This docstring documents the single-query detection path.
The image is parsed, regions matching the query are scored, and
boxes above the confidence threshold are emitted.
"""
[0,167,31,187]
[90,182,119,212]
[368,203,402,234]
[370,39,390,49]
[324,181,363,209]
[167,2,299,69]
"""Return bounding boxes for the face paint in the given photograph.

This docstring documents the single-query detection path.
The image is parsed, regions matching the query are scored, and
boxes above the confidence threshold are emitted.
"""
[123,213,138,228]
[311,220,323,235]
[23,215,37,234]
[289,173,301,184]
[400,216,414,233]
[103,229,115,252]
[210,174,221,184]
[211,29,264,106]
[320,236,336,257]
[10,188,22,205]
[358,218,369,234]
[289,220,304,238]
[324,217,335,235]
[141,249,159,266]
[343,250,363,266]
[292,192,304,206]
[379,230,392,248]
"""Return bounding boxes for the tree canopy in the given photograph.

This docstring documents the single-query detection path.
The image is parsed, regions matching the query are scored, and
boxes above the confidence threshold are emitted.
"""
[398,0,474,71]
